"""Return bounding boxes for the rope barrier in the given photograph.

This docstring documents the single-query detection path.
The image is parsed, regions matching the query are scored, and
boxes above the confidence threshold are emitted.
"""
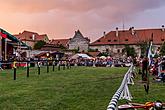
[107,64,135,110]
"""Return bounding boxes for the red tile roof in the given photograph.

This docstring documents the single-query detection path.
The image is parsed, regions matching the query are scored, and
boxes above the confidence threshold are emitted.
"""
[90,28,165,46]
[49,39,69,48]
[14,30,48,41]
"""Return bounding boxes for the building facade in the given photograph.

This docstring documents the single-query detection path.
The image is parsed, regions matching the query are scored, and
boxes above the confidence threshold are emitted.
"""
[14,31,49,49]
[90,26,165,57]
[69,30,90,52]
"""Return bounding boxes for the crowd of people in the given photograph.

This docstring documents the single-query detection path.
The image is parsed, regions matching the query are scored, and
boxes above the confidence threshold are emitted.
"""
[137,56,165,82]
[69,56,133,67]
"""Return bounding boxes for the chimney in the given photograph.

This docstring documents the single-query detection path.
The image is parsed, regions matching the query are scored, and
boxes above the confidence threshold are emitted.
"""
[116,27,119,37]
[32,34,35,40]
[131,27,135,35]
[162,25,165,32]
[103,31,106,38]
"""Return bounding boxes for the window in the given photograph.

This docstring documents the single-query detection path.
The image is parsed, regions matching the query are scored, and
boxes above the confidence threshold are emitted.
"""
[108,40,111,42]
[106,49,109,52]
[97,40,100,42]
[125,39,128,41]
[161,39,164,41]
[114,39,117,42]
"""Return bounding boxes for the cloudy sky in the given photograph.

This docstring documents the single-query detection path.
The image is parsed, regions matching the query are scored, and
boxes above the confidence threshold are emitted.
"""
[0,0,165,41]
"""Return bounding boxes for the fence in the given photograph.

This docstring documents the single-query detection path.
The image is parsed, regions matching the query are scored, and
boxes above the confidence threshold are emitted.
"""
[107,64,135,110]
[0,59,72,80]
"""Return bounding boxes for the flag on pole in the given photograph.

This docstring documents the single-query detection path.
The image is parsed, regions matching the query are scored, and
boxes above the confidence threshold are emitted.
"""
[147,41,155,66]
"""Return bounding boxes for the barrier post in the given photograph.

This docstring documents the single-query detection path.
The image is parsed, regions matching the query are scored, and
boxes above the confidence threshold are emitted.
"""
[13,61,17,80]
[58,61,60,71]
[63,61,65,70]
[27,61,29,77]
[47,60,49,73]
[53,61,55,71]
[67,61,69,69]
[38,61,40,75]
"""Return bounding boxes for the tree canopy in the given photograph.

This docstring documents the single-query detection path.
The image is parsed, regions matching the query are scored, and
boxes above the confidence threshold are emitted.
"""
[123,45,136,57]
[33,40,46,50]
[160,42,165,56]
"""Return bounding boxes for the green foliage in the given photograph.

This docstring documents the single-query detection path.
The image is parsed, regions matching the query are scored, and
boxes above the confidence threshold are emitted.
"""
[59,44,66,50]
[69,48,79,53]
[138,41,148,57]
[123,44,136,57]
[160,42,165,56]
[99,52,109,57]
[88,48,98,52]
[33,40,46,49]
[77,46,80,52]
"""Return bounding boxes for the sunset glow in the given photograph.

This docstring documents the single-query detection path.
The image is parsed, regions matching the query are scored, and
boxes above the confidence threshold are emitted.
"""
[0,0,165,41]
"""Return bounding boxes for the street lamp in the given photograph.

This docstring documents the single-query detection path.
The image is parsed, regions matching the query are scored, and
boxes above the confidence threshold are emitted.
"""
[46,53,49,58]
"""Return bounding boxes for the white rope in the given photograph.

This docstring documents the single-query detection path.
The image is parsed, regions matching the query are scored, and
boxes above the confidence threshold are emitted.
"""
[107,64,135,110]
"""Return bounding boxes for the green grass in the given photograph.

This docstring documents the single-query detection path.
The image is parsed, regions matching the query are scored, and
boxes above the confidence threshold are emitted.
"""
[0,66,127,110]
[0,66,165,110]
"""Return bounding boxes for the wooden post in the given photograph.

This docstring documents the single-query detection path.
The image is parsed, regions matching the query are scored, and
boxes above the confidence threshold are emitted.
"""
[38,62,40,75]
[58,61,60,71]
[27,61,29,77]
[14,68,16,80]
[63,62,65,70]
[53,61,55,71]
[67,62,69,69]
[47,60,49,73]
[13,61,17,80]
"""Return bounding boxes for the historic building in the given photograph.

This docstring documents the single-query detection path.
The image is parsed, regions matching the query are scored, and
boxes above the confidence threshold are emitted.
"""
[14,31,49,49]
[90,26,165,57]
[49,39,69,49]
[69,30,90,52]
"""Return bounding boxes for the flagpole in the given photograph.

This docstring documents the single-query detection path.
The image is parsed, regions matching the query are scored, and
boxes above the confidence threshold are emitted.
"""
[145,35,154,94]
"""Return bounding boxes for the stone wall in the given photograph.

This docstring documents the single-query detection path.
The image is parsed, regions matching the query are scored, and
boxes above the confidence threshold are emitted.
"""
[69,30,89,52]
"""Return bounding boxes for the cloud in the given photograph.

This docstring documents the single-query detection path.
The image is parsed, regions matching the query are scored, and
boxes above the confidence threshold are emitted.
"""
[0,0,165,41]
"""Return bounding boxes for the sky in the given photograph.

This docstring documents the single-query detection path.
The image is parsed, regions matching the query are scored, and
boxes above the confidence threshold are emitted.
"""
[0,0,165,42]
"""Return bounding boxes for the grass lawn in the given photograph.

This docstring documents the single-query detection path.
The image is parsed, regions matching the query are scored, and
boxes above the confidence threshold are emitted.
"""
[0,66,165,110]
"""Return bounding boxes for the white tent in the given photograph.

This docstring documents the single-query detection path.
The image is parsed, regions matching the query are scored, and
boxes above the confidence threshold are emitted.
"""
[100,56,106,59]
[71,53,91,59]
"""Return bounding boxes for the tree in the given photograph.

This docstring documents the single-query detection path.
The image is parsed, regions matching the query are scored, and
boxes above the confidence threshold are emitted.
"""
[99,52,109,57]
[138,41,148,57]
[123,44,136,57]
[59,44,66,50]
[88,48,98,52]
[33,40,46,50]
[160,42,165,56]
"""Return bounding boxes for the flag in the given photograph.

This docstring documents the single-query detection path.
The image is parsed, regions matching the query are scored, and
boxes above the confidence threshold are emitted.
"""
[0,32,7,38]
[147,41,155,66]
